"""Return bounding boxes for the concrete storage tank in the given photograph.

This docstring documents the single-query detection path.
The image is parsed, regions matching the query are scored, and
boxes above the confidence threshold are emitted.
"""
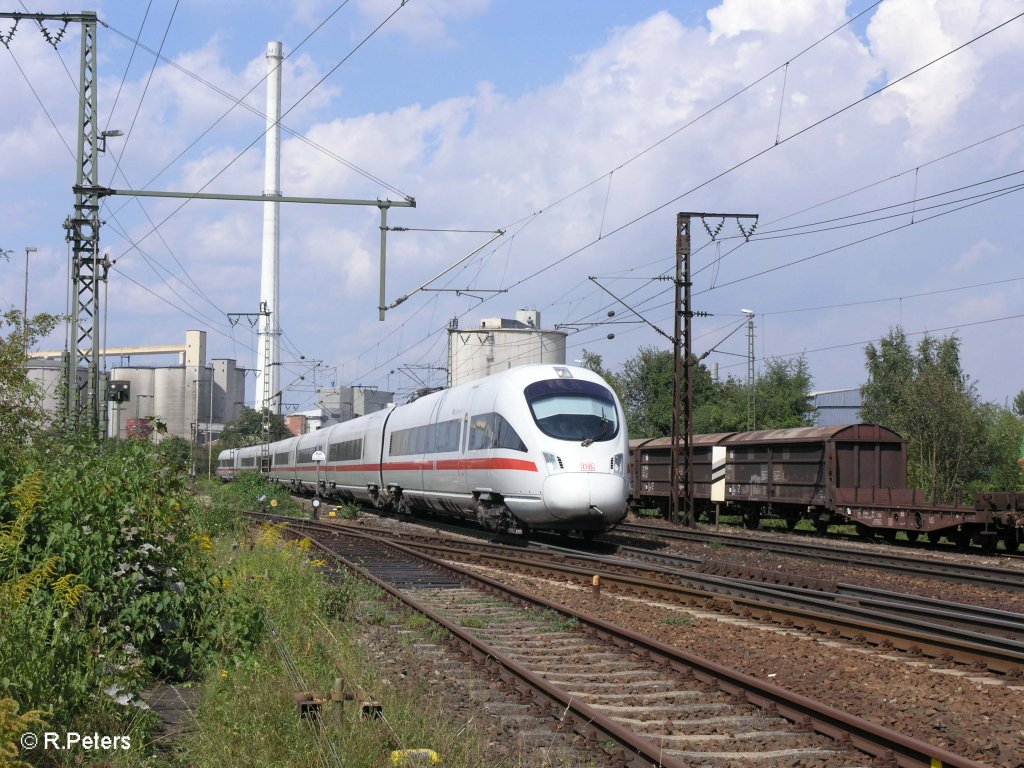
[154,368,188,439]
[447,310,567,387]
[108,367,157,438]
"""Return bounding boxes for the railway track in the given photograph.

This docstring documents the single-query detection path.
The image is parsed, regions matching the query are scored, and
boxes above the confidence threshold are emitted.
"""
[388,530,1024,677]
[292,499,1024,666]
[614,521,1024,593]
[249,512,991,767]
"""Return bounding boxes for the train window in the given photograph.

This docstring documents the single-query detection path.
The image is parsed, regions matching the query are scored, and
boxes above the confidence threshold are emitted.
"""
[433,419,461,453]
[390,421,462,456]
[328,439,362,462]
[273,451,290,466]
[524,379,619,443]
[296,446,323,464]
[240,456,256,468]
[468,412,527,452]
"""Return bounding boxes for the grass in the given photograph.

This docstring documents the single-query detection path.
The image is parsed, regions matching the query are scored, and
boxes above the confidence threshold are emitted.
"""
[145,526,495,768]
[522,607,580,633]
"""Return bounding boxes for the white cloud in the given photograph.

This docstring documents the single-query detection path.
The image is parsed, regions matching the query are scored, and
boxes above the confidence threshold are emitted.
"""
[866,0,1024,139]
[354,0,490,45]
[707,0,849,43]
[4,0,1024,405]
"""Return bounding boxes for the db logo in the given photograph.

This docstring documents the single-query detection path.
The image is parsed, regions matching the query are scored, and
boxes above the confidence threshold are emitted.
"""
[580,462,595,472]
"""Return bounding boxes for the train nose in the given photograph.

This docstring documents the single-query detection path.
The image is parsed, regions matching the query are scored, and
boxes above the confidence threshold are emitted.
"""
[542,473,628,525]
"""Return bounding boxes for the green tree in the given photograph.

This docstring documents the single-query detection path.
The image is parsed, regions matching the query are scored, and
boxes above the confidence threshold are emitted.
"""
[693,357,813,434]
[975,404,1024,493]
[614,347,676,438]
[1012,389,1024,417]
[216,406,291,448]
[694,374,748,434]
[861,328,987,501]
[576,349,609,377]
[0,309,61,468]
[754,357,814,429]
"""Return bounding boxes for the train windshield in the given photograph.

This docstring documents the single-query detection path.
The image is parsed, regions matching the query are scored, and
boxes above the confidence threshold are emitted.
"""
[524,379,619,443]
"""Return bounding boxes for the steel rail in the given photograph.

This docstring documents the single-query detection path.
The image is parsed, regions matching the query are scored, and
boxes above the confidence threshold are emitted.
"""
[259,514,989,768]
[398,537,1024,674]
[300,532,691,767]
[617,522,1024,592]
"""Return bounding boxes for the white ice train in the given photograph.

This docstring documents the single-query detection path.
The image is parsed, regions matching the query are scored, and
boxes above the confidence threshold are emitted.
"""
[218,364,630,535]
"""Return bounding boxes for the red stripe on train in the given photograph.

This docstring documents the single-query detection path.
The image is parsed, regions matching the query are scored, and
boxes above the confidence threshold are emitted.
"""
[269,458,538,473]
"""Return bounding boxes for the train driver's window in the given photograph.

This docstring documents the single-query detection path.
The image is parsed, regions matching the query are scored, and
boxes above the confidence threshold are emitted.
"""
[524,379,618,442]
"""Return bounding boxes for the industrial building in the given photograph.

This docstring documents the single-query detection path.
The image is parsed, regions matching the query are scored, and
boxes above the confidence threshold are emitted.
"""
[28,330,246,443]
[105,331,246,442]
[810,388,864,426]
[447,309,567,387]
[284,385,395,435]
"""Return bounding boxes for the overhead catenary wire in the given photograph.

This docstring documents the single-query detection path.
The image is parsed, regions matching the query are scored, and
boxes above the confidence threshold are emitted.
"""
[561,127,1024,337]
[98,0,411,201]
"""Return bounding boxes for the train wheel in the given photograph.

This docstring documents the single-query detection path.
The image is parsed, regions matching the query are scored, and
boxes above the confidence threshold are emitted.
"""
[1003,531,1021,553]
[743,509,761,530]
[973,532,997,554]
[785,517,799,531]
[814,519,829,535]
[855,523,872,540]
[927,531,942,545]
[905,531,920,542]
[954,530,971,552]
[879,529,897,543]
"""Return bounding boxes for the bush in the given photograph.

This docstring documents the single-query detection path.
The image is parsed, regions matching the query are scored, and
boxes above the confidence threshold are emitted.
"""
[0,437,263,739]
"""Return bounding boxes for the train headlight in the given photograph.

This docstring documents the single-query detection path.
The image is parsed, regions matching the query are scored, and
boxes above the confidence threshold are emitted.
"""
[611,453,624,475]
[543,452,559,473]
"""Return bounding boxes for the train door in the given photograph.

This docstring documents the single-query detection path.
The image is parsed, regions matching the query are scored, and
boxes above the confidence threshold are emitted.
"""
[427,390,460,509]
[463,383,494,501]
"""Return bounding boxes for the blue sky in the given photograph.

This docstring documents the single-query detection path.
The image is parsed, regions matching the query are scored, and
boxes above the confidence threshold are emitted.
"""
[2,0,1022,410]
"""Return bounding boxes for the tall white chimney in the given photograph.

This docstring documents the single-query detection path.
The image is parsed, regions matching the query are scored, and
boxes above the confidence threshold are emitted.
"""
[256,41,283,410]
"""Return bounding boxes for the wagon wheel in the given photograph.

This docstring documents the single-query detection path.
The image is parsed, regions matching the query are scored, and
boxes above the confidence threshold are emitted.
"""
[953,529,971,552]
[972,532,997,554]
[926,531,942,544]
[879,529,897,543]
[905,531,921,542]
[1003,530,1021,553]
[854,523,872,540]
[813,518,829,535]
[743,508,761,530]
[785,517,799,531]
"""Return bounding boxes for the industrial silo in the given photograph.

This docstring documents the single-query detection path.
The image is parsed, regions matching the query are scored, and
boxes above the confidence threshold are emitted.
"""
[447,310,567,387]
[154,367,188,439]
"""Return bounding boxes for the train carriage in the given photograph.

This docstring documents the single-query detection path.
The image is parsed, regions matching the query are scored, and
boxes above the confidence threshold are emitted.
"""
[722,424,907,531]
[628,424,909,530]
[219,364,630,535]
[629,434,735,517]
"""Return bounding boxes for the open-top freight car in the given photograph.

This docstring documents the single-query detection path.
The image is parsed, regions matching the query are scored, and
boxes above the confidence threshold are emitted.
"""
[629,424,1023,552]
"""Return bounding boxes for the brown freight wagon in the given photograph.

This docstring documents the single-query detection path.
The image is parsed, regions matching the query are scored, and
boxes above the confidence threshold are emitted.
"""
[629,434,736,517]
[629,424,908,531]
[722,424,907,531]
